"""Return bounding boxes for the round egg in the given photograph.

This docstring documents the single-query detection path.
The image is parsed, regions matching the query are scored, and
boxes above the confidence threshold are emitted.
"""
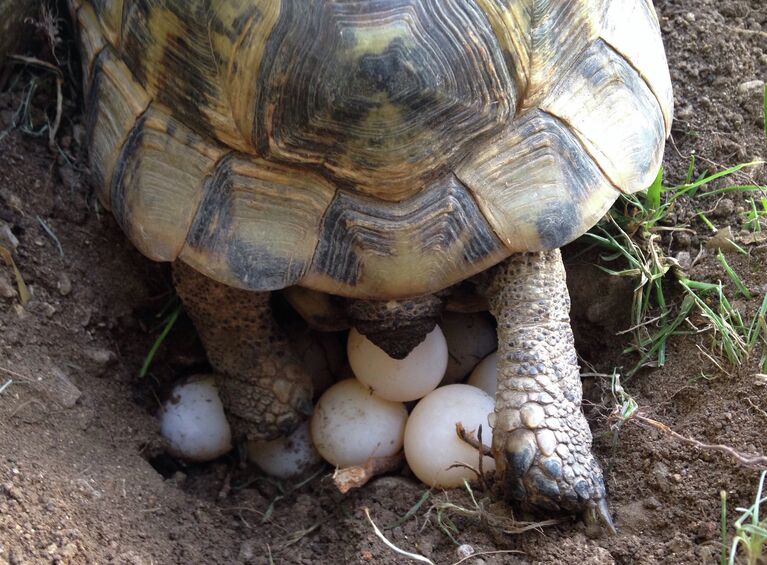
[248,421,322,479]
[348,326,448,402]
[467,352,498,396]
[404,384,495,488]
[440,312,497,385]
[311,379,407,468]
[160,377,232,462]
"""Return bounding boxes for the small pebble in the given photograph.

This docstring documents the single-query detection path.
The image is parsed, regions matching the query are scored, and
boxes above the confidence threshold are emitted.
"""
[738,79,764,94]
[84,348,117,367]
[48,367,82,408]
[0,221,18,250]
[456,544,475,559]
[57,273,72,296]
[0,274,16,299]
[675,251,692,271]
[711,198,734,218]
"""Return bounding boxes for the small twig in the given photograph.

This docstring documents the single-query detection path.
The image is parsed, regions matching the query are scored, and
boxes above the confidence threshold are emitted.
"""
[332,453,404,494]
[7,55,63,77]
[0,366,33,382]
[455,422,493,457]
[0,379,13,395]
[623,412,767,469]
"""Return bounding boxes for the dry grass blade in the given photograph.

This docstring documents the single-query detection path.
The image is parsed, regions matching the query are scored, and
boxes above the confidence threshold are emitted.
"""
[0,244,29,304]
[364,507,436,565]
[452,549,524,564]
[425,481,562,538]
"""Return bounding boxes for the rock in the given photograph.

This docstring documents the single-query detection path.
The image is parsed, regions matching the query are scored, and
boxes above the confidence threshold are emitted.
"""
[26,300,56,318]
[0,221,18,250]
[0,274,16,299]
[84,348,117,367]
[44,367,82,408]
[738,79,764,93]
[652,461,671,493]
[456,544,475,559]
[675,251,692,271]
[711,198,735,218]
[695,520,717,541]
[57,273,72,296]
[237,539,256,562]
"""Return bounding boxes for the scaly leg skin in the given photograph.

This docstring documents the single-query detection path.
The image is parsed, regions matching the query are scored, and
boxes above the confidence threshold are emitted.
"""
[482,250,614,532]
[173,262,313,441]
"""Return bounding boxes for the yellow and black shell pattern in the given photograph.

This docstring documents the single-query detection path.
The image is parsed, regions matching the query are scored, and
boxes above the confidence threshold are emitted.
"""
[70,0,672,299]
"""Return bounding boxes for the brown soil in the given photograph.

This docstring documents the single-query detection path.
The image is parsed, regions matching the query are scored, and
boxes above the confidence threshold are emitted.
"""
[1,2,766,564]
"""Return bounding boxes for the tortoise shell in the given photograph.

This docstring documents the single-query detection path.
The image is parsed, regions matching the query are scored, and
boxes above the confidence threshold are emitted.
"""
[70,0,672,299]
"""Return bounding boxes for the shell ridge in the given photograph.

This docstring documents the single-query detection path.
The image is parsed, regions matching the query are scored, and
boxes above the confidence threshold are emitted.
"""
[534,107,621,195]
[597,33,669,137]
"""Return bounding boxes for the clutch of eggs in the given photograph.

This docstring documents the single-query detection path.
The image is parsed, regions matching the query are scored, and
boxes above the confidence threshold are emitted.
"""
[160,314,498,490]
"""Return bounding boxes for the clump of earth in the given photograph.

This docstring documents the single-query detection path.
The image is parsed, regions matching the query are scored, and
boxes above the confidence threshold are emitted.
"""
[0,1,765,563]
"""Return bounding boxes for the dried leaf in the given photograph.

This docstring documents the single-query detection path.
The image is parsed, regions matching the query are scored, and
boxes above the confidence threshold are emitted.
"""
[0,244,29,304]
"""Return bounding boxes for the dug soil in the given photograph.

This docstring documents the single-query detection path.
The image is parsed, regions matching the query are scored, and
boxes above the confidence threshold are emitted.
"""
[1,1,766,563]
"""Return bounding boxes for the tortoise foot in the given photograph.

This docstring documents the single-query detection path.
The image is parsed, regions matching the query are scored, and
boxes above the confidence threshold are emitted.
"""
[173,261,313,442]
[496,404,610,529]
[483,250,614,531]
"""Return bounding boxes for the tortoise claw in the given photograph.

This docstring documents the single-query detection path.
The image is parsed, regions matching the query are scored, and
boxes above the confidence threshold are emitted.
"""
[583,498,616,535]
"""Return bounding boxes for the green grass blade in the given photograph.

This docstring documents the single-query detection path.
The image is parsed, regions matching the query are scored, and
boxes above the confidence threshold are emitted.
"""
[717,251,753,299]
[646,167,663,211]
[140,304,182,378]
[763,83,767,142]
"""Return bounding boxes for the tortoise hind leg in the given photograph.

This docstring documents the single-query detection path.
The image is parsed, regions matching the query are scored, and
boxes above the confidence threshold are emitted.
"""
[482,250,613,531]
[173,261,313,441]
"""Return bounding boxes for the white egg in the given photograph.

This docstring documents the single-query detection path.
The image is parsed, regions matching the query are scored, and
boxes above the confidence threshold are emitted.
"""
[347,326,448,402]
[311,379,407,468]
[248,421,322,479]
[440,312,497,385]
[160,377,232,462]
[467,352,498,396]
[404,384,495,488]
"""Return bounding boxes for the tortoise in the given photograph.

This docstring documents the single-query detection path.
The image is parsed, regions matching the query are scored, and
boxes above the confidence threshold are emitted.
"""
[68,0,672,527]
